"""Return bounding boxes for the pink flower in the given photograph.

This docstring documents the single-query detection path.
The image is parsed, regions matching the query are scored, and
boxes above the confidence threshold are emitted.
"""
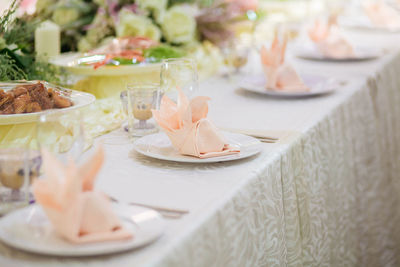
[226,0,258,11]
[19,0,37,15]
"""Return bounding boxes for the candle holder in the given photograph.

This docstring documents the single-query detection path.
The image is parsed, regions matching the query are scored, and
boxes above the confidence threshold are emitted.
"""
[0,148,41,215]
[126,84,161,137]
[222,40,250,76]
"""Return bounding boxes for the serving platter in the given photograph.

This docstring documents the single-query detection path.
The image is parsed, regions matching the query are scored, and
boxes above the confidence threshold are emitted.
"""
[50,53,161,76]
[0,81,95,125]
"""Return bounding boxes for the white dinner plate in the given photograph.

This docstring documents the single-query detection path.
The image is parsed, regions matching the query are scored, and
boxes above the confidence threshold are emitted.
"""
[50,53,161,76]
[238,74,338,98]
[133,131,262,163]
[0,81,96,125]
[294,44,381,62]
[0,204,165,256]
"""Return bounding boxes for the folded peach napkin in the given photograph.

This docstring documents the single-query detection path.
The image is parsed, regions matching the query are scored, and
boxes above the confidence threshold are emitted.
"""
[260,35,309,92]
[33,146,132,244]
[152,90,240,158]
[308,18,354,59]
[364,2,400,30]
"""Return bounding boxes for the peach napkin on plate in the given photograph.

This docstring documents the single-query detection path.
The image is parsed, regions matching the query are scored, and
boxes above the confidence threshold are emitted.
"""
[260,35,309,92]
[308,17,355,59]
[364,2,400,30]
[33,146,132,244]
[152,89,240,159]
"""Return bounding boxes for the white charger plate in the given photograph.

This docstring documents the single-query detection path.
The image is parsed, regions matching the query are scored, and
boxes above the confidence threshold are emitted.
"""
[238,74,338,98]
[294,44,381,62]
[0,81,96,125]
[133,132,262,163]
[0,204,165,256]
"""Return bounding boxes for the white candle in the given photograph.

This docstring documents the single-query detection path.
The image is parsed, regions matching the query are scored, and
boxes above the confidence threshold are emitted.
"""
[35,20,60,59]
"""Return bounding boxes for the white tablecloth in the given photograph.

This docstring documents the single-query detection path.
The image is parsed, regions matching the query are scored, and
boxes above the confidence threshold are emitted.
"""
[1,30,400,267]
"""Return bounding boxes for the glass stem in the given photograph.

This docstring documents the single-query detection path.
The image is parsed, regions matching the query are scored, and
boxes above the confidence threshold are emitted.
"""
[139,120,147,129]
[11,189,19,201]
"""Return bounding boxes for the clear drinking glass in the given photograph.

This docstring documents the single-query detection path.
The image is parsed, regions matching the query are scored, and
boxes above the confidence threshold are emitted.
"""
[222,40,250,76]
[126,83,161,137]
[160,58,198,101]
[120,90,129,132]
[36,109,86,162]
[0,146,41,215]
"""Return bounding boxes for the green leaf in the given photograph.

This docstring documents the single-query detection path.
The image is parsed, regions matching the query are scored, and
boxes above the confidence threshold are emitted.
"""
[0,53,27,81]
[143,45,185,62]
[0,0,19,34]
[1,48,32,69]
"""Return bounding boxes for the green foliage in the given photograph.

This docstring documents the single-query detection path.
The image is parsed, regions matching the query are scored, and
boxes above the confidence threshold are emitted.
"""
[144,45,185,62]
[0,0,19,34]
[168,0,193,6]
[26,59,60,82]
[3,18,38,53]
[0,53,27,81]
[0,0,60,82]
[168,0,213,7]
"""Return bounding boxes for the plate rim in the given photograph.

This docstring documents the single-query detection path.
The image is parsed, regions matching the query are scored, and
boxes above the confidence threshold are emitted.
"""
[50,52,162,76]
[0,203,165,256]
[133,131,263,163]
[0,81,96,125]
[293,45,382,62]
[239,73,338,98]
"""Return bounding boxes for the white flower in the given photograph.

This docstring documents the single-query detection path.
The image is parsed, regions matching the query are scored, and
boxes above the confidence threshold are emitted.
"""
[136,0,167,24]
[116,10,161,41]
[35,0,57,14]
[78,38,92,52]
[186,41,223,78]
[52,6,80,26]
[161,5,197,44]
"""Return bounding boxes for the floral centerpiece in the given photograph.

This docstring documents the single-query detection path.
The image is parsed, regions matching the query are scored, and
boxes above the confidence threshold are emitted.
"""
[34,0,257,47]
[32,0,258,66]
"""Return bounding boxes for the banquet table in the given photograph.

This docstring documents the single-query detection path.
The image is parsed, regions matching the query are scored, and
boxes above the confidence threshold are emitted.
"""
[1,29,400,267]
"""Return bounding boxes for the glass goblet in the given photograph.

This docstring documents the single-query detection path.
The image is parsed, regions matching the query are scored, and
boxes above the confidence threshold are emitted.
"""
[160,58,198,101]
[0,147,40,215]
[36,109,86,163]
[126,83,161,137]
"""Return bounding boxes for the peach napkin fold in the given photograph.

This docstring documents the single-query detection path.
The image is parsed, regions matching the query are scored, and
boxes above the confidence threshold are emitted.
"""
[33,146,132,244]
[152,90,240,158]
[364,2,400,30]
[260,35,309,92]
[308,17,355,59]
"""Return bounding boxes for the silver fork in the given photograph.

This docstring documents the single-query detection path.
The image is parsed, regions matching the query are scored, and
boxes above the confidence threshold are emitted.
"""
[110,197,189,219]
[221,128,280,143]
